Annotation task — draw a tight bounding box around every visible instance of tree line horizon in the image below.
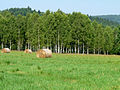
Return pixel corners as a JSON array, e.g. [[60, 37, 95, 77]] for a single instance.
[[0, 7, 120, 55]]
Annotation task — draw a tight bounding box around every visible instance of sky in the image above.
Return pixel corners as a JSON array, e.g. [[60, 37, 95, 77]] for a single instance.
[[0, 0, 120, 15]]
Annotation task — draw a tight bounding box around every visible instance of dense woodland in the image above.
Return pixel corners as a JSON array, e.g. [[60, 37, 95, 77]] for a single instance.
[[94, 15, 120, 24], [1, 7, 120, 54], [89, 16, 119, 27]]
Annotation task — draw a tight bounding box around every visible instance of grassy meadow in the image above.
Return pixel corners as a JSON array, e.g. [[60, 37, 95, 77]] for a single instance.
[[0, 51, 120, 89]]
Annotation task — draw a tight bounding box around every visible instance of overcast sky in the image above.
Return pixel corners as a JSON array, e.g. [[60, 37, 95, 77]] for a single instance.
[[0, 0, 120, 15]]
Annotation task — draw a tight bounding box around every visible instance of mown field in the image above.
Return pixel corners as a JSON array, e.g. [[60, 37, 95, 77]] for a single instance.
[[0, 51, 120, 90]]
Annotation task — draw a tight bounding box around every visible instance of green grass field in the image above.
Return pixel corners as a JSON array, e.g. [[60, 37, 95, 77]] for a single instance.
[[0, 51, 120, 90]]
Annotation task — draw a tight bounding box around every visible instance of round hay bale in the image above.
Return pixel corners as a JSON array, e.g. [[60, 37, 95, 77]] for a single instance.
[[36, 49, 52, 58], [1, 48, 11, 53], [24, 49, 32, 54]]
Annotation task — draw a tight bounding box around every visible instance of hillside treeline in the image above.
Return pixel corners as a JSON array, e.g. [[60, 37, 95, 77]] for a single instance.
[[89, 16, 119, 27], [1, 6, 44, 16], [0, 9, 120, 54], [94, 15, 120, 24]]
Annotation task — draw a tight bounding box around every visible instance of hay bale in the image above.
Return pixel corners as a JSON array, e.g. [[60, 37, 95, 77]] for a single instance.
[[1, 48, 11, 53], [24, 49, 32, 54], [36, 49, 52, 58]]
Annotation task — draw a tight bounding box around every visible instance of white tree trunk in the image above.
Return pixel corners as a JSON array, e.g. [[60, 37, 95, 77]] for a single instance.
[[1, 42, 3, 49], [38, 44, 40, 49], [28, 42, 30, 49], [10, 40, 11, 50], [72, 47, 73, 53], [107, 50, 108, 55], [50, 39, 52, 51], [98, 49, 100, 55], [38, 29, 40, 49], [47, 39, 49, 49], [83, 43, 85, 54], [94, 48, 95, 54], [66, 48, 67, 53], [68, 49, 70, 53], [18, 41, 20, 51], [50, 47, 52, 52], [55, 44, 57, 53], [61, 43, 62, 53], [58, 31, 60, 53], [25, 45, 27, 49], [67, 48, 68, 53], [50, 41, 52, 52], [18, 29, 20, 51], [70, 47, 72, 53], [75, 45, 76, 53], [78, 40, 79, 54]]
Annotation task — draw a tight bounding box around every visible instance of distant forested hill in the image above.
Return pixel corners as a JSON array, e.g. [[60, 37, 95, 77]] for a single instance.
[[0, 7, 119, 27], [93, 15, 120, 24], [89, 16, 119, 27], [1, 6, 44, 16]]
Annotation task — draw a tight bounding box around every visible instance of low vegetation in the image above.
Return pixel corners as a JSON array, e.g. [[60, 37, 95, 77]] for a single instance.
[[0, 51, 120, 89]]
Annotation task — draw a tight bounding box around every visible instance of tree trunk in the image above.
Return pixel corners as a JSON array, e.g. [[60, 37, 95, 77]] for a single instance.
[[61, 43, 62, 53], [38, 44, 40, 49], [72, 47, 73, 53], [94, 48, 95, 54], [68, 49, 70, 53], [38, 29, 40, 49], [69, 49, 71, 53], [100, 49, 101, 54], [78, 40, 79, 54], [67, 48, 68, 53], [75, 45, 76, 53], [63, 47, 64, 53], [18, 29, 20, 51], [28, 42, 30, 49], [50, 41, 52, 52], [47, 38, 49, 49], [98, 48, 100, 55], [1, 42, 3, 49], [32, 46, 35, 51], [18, 41, 20, 51], [50, 39, 52, 51], [58, 31, 60, 53], [10, 40, 11, 50], [87, 47, 89, 54], [83, 43, 85, 54], [107, 50, 108, 55], [50, 47, 52, 52], [66, 48, 67, 53], [79, 46, 81, 54], [55, 44, 57, 53]]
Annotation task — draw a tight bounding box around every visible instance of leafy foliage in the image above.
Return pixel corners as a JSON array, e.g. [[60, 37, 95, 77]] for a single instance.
[[0, 8, 120, 54], [1, 6, 44, 16]]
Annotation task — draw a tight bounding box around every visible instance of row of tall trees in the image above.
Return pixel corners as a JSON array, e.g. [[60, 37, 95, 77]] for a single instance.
[[0, 9, 120, 54]]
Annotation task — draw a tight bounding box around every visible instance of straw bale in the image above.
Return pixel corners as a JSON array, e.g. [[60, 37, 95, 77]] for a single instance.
[[1, 48, 10, 53], [36, 49, 52, 58], [24, 49, 32, 54]]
